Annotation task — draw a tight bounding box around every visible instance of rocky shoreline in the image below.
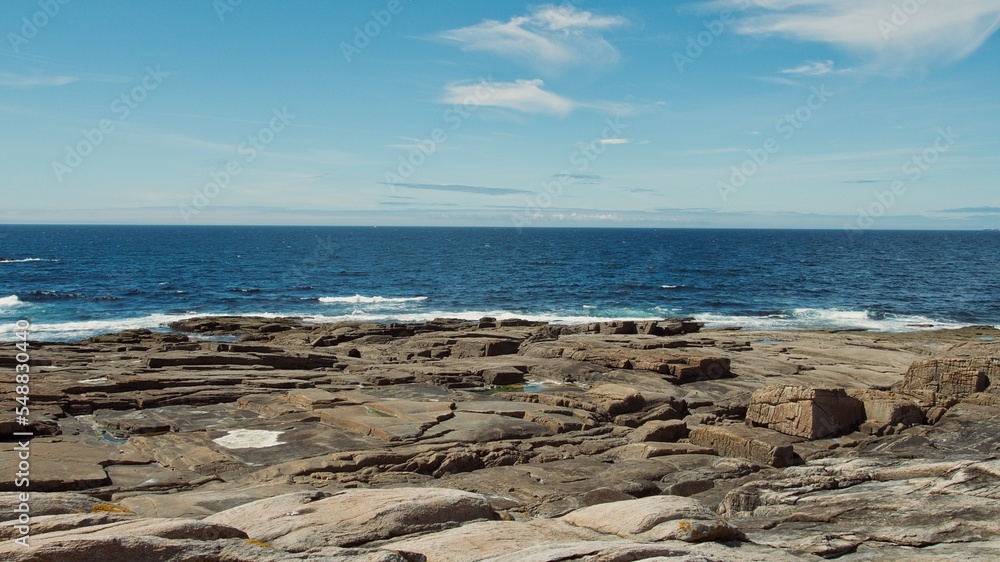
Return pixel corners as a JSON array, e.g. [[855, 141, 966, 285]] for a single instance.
[[2, 316, 998, 561]]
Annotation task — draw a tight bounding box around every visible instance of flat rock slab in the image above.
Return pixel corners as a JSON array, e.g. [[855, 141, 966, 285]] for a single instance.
[[561, 495, 746, 543], [421, 412, 555, 444], [720, 457, 1000, 558], [610, 442, 717, 460], [117, 482, 318, 519], [0, 439, 149, 492], [689, 424, 801, 468], [317, 404, 444, 442], [206, 424, 378, 466], [204, 488, 497, 551], [382, 519, 605, 562]]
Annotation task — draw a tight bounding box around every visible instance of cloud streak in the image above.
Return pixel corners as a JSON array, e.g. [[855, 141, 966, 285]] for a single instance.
[[443, 79, 576, 116], [937, 206, 1000, 214], [380, 182, 532, 196], [0, 72, 78, 88], [438, 4, 626, 72], [715, 0, 1000, 70], [780, 59, 845, 76], [442, 79, 637, 117]]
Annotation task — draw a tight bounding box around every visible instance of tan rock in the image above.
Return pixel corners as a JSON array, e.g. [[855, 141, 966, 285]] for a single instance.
[[382, 519, 603, 562], [689, 424, 799, 467], [560, 495, 746, 542], [285, 388, 345, 409], [609, 442, 717, 459], [746, 384, 865, 439], [848, 389, 924, 435], [631, 419, 689, 443], [583, 384, 646, 416], [901, 356, 998, 405], [204, 488, 497, 551]]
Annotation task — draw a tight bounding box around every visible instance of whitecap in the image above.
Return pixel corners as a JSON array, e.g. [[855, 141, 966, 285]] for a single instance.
[[694, 308, 966, 333], [319, 295, 428, 304]]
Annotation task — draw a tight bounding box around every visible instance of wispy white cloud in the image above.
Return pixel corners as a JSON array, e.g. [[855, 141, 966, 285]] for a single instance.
[[443, 79, 576, 116], [438, 4, 627, 72], [780, 59, 846, 76], [0, 71, 77, 88], [599, 138, 631, 145], [442, 79, 637, 117], [713, 0, 1000, 70]]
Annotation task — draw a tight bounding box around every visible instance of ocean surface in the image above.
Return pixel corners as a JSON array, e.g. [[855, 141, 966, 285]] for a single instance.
[[1, 226, 998, 342]]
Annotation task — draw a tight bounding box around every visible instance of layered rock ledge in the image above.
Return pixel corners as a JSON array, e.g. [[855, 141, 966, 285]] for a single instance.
[[2, 317, 998, 560]]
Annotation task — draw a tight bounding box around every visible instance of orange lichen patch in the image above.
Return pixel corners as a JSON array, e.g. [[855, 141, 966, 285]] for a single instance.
[[245, 538, 273, 548], [91, 503, 133, 514]]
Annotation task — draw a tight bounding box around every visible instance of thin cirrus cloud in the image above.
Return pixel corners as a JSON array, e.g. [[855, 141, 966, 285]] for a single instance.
[[780, 59, 846, 76], [937, 206, 1000, 214], [0, 71, 78, 88], [714, 0, 1000, 70], [442, 79, 576, 117], [378, 182, 532, 196], [437, 4, 627, 72], [442, 79, 636, 117]]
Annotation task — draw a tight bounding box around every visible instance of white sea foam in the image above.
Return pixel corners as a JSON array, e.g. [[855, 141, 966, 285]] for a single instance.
[[0, 295, 23, 310], [0, 306, 981, 343], [319, 295, 428, 304], [304, 310, 664, 326], [0, 312, 196, 342], [694, 308, 966, 332], [0, 258, 44, 263]]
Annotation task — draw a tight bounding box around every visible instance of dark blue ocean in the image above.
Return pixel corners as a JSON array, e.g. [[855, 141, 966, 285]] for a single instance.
[[1, 226, 998, 341]]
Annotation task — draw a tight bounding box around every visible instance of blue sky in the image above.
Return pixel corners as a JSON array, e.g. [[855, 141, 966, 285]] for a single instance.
[[2, 0, 999, 228]]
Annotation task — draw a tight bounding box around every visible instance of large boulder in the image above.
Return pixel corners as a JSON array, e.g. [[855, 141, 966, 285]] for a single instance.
[[901, 356, 999, 406], [746, 385, 865, 439], [848, 389, 924, 436]]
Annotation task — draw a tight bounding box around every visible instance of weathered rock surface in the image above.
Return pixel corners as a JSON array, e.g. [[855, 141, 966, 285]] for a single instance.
[[561, 495, 746, 542], [689, 424, 800, 467], [3, 318, 998, 560], [746, 385, 865, 439]]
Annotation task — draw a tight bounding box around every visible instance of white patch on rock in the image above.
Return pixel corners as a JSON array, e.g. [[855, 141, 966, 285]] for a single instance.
[[213, 429, 286, 449]]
